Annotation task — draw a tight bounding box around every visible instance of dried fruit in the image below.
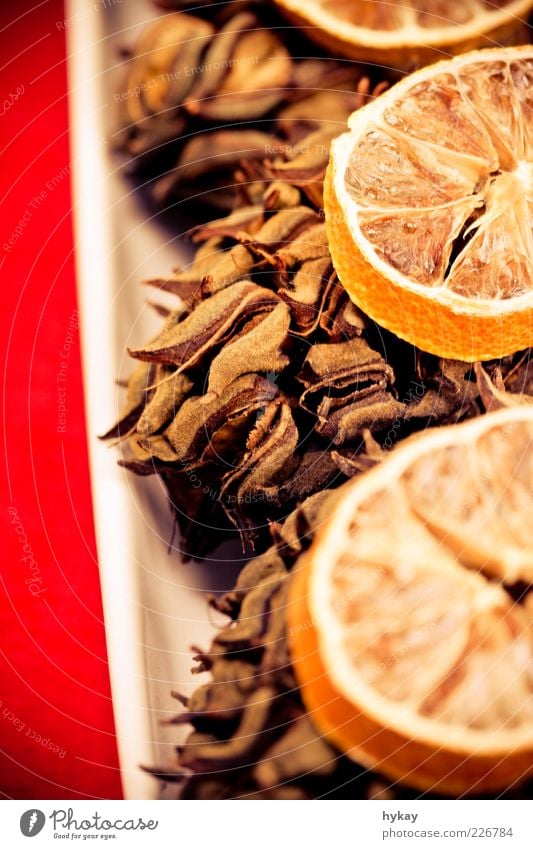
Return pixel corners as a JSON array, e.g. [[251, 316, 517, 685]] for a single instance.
[[289, 407, 533, 795], [114, 13, 213, 164], [152, 130, 277, 211], [151, 476, 533, 799], [274, 0, 532, 71], [326, 47, 533, 362], [183, 12, 292, 122]]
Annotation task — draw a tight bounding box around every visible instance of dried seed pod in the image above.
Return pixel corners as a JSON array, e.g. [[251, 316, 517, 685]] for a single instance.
[[248, 205, 321, 247], [271, 489, 331, 561], [263, 180, 301, 211], [276, 74, 376, 143], [278, 257, 334, 336], [191, 205, 265, 241], [474, 362, 533, 412], [277, 447, 342, 502], [101, 361, 156, 440], [184, 13, 292, 122], [330, 448, 380, 478], [200, 243, 258, 297], [220, 400, 299, 538], [137, 369, 193, 434], [178, 686, 278, 771], [215, 575, 287, 648], [321, 285, 368, 341], [165, 373, 278, 464], [115, 14, 213, 162], [206, 301, 291, 396], [299, 340, 396, 414], [129, 280, 279, 368], [298, 338, 410, 443], [213, 546, 287, 616], [133, 433, 179, 463], [503, 350, 533, 397], [147, 236, 226, 301], [330, 428, 386, 477], [286, 58, 365, 100], [152, 129, 277, 209], [254, 715, 337, 787], [264, 126, 340, 207], [274, 221, 329, 269], [408, 357, 480, 424]]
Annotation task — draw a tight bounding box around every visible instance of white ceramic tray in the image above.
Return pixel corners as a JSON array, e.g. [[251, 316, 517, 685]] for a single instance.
[[67, 0, 239, 799]]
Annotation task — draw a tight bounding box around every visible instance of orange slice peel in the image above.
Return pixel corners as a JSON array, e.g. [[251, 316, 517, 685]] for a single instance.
[[274, 0, 533, 70], [288, 407, 533, 795], [325, 47, 533, 362]]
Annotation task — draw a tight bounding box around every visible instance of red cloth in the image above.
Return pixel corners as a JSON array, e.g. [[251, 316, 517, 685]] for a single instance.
[[0, 0, 122, 799]]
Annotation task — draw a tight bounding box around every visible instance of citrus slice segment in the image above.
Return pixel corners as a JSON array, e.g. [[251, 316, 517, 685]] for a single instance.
[[274, 0, 532, 70], [511, 57, 533, 158], [288, 407, 533, 795], [325, 47, 533, 362], [358, 198, 482, 286]]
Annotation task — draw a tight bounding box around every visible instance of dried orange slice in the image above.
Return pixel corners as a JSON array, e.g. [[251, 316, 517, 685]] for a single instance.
[[288, 407, 533, 795], [325, 47, 533, 362], [274, 0, 532, 70]]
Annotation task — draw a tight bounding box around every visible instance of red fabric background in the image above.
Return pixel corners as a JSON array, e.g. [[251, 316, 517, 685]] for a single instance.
[[0, 0, 122, 799]]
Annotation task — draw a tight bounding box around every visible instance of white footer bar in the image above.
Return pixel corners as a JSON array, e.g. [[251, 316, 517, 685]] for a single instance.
[[2, 799, 533, 848]]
